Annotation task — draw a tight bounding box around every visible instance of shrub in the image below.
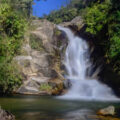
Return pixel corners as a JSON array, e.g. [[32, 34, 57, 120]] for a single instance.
[[84, 0, 120, 74], [0, 60, 22, 93], [40, 83, 52, 91]]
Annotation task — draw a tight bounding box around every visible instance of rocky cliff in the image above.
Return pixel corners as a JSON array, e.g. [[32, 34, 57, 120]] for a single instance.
[[14, 19, 68, 95]]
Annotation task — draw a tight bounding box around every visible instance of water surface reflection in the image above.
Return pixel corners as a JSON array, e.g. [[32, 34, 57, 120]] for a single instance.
[[0, 95, 120, 120]]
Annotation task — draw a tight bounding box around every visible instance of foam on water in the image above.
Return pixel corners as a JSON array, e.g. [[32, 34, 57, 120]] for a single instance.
[[57, 26, 119, 101]]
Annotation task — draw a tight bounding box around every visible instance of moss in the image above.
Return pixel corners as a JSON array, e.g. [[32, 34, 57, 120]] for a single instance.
[[19, 49, 28, 56], [39, 83, 52, 91], [30, 34, 44, 51], [55, 29, 62, 36]]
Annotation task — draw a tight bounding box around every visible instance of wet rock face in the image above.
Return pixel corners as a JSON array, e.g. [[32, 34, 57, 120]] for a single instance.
[[14, 19, 67, 95], [0, 108, 15, 120]]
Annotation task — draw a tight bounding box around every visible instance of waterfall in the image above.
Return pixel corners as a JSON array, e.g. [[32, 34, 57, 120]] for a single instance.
[[58, 26, 119, 101]]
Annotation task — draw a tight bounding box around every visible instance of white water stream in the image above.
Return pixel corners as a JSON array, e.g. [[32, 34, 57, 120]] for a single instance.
[[58, 26, 119, 101]]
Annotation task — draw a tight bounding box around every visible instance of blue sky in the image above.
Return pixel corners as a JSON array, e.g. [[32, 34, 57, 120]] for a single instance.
[[32, 0, 70, 17]]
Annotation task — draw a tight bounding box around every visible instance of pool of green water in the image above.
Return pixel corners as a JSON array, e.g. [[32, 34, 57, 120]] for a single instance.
[[0, 95, 120, 120]]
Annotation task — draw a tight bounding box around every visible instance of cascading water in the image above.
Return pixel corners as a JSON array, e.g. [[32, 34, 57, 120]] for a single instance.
[[58, 26, 119, 101]]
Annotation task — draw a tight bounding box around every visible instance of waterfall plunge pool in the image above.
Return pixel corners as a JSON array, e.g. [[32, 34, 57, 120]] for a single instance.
[[0, 95, 120, 120]]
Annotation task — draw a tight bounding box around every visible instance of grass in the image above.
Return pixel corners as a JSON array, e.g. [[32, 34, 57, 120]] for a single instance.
[[39, 83, 52, 91]]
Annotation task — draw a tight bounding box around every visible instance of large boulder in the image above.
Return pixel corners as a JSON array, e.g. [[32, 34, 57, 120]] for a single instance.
[[0, 108, 15, 120], [97, 106, 115, 116], [59, 16, 84, 31]]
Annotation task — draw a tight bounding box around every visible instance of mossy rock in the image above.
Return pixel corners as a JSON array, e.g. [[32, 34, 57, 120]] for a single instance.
[[54, 29, 62, 36], [39, 83, 52, 92], [39, 82, 64, 95], [18, 49, 29, 56], [30, 34, 44, 51]]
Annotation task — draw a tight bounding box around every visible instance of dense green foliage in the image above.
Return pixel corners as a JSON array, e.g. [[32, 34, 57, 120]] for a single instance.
[[1, 0, 33, 17], [0, 1, 30, 93], [46, 0, 81, 24], [47, 7, 78, 24], [84, 0, 120, 74], [85, 1, 110, 34], [46, 0, 79, 24]]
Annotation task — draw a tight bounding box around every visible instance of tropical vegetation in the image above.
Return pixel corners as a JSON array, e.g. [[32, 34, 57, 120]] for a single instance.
[[0, 0, 32, 93]]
